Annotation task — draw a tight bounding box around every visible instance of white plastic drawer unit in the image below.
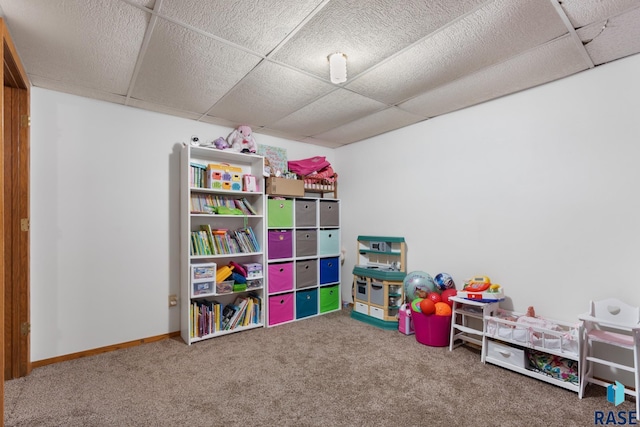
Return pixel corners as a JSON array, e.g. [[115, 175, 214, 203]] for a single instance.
[[486, 340, 526, 369]]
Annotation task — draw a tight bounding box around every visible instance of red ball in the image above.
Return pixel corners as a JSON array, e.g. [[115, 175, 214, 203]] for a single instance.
[[419, 298, 436, 315], [440, 289, 458, 307], [427, 292, 442, 304]]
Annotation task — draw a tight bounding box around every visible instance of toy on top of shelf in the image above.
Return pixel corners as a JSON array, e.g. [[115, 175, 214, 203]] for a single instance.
[[457, 275, 505, 302], [213, 137, 230, 150], [464, 275, 491, 292], [227, 125, 257, 153]]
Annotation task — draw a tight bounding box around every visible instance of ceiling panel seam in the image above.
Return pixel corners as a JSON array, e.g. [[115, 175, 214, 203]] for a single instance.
[[548, 0, 594, 69], [340, 0, 497, 85], [124, 0, 161, 104], [262, 0, 331, 57], [391, 32, 579, 110]]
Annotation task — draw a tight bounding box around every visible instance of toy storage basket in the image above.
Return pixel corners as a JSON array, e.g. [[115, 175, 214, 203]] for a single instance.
[[411, 307, 452, 347]]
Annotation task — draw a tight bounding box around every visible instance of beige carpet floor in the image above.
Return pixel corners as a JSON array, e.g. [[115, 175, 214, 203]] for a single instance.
[[4, 309, 636, 426]]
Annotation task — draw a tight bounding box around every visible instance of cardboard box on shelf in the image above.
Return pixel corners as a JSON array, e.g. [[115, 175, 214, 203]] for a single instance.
[[265, 177, 304, 197]]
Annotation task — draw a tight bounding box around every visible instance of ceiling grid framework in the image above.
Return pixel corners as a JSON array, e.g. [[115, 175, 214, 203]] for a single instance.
[[0, 0, 638, 148]]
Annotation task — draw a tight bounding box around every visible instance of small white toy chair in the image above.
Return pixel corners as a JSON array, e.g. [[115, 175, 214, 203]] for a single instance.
[[579, 298, 639, 417]]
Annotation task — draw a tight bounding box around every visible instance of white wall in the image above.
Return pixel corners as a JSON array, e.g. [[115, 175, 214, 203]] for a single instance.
[[30, 89, 334, 361], [32, 52, 640, 361], [336, 53, 640, 323]]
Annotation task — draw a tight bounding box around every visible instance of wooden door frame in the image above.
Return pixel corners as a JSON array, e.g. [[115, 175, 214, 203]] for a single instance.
[[1, 17, 31, 422]]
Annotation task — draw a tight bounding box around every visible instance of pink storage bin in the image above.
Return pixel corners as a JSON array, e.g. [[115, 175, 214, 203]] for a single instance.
[[268, 262, 294, 293], [411, 308, 451, 347], [268, 293, 294, 326]]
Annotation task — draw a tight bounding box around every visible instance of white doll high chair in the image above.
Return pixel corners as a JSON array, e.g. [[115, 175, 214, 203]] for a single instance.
[[579, 298, 639, 417]]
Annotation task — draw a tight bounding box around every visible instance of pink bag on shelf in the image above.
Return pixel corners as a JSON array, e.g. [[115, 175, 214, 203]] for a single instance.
[[287, 156, 331, 175]]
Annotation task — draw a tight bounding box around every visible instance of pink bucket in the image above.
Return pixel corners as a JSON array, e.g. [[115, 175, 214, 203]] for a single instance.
[[411, 308, 452, 347]]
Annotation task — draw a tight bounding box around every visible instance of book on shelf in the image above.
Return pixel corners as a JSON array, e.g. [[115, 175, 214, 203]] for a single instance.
[[227, 297, 248, 330], [190, 193, 258, 216], [221, 303, 239, 330], [241, 197, 258, 215], [191, 300, 220, 337], [190, 163, 207, 188], [199, 225, 218, 255]]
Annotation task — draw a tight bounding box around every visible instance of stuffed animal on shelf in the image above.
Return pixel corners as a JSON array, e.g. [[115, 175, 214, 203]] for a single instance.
[[227, 125, 257, 153], [213, 137, 229, 150]]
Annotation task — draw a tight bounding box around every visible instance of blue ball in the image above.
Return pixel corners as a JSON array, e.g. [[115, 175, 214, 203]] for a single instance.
[[434, 273, 455, 291]]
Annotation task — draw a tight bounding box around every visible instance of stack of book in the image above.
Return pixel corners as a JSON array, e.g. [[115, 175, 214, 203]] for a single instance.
[[190, 225, 260, 256]]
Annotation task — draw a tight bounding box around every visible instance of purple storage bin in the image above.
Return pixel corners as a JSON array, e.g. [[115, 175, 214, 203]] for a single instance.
[[268, 230, 293, 260]]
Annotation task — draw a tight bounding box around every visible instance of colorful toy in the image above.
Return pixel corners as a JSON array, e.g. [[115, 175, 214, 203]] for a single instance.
[[403, 271, 437, 302], [227, 125, 257, 153], [411, 298, 423, 313], [419, 298, 436, 315], [464, 275, 491, 292], [213, 137, 229, 150], [434, 272, 455, 290], [398, 303, 415, 335], [434, 302, 452, 316], [457, 275, 505, 302]]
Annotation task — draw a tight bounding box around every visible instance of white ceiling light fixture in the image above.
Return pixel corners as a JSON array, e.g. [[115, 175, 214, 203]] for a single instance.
[[328, 52, 347, 84]]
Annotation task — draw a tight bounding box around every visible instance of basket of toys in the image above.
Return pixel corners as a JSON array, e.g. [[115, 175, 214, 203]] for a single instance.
[[410, 297, 453, 347]]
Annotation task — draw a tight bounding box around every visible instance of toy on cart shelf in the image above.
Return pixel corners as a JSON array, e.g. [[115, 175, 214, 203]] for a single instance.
[[456, 275, 505, 302]]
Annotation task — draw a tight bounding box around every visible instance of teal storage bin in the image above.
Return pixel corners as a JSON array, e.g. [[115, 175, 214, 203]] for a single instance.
[[296, 288, 318, 319], [318, 229, 339, 256]]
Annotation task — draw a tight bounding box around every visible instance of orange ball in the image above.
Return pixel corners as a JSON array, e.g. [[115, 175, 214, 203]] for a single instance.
[[419, 298, 436, 315], [434, 301, 452, 316]]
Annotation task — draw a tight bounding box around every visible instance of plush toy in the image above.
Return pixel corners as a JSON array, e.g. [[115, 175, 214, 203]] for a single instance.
[[213, 137, 229, 150], [227, 125, 257, 153]]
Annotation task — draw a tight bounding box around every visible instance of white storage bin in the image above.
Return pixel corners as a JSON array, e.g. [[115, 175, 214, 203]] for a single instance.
[[486, 340, 526, 369]]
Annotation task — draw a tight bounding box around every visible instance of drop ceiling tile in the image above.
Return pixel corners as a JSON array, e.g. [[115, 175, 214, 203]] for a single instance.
[[578, 7, 640, 65], [267, 89, 387, 136], [126, 0, 156, 9], [158, 0, 325, 55], [1, 0, 148, 95], [346, 0, 569, 105], [270, 0, 487, 80], [300, 136, 345, 148], [399, 35, 589, 118], [312, 107, 425, 145], [206, 61, 334, 127], [256, 127, 306, 142], [559, 0, 640, 27], [198, 115, 242, 130], [126, 98, 203, 121], [29, 75, 127, 105], [131, 18, 262, 113]]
